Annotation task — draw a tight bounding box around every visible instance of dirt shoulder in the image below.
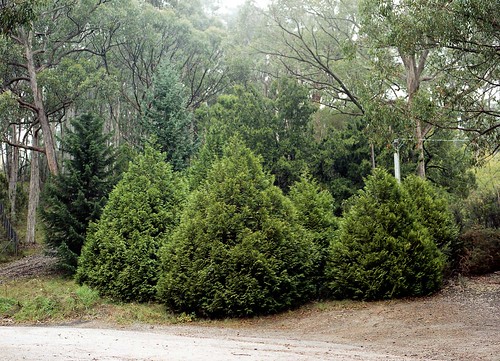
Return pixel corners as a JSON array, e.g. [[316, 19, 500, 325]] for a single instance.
[[216, 273, 500, 360], [0, 325, 413, 361], [66, 273, 498, 361]]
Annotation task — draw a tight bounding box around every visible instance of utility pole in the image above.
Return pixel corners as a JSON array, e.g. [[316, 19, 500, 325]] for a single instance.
[[393, 139, 401, 183], [392, 137, 467, 183]]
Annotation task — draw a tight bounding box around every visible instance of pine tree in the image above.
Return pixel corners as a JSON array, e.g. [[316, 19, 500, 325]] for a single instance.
[[143, 62, 194, 171], [76, 145, 188, 302], [40, 113, 116, 273], [157, 138, 319, 318], [326, 169, 445, 300]]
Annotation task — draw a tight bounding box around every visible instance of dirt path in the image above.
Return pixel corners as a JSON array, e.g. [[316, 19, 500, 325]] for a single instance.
[[0, 253, 57, 282], [1, 255, 499, 360]]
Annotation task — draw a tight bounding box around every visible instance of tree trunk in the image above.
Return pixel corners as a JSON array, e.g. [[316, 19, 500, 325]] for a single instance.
[[114, 100, 121, 146], [26, 129, 40, 244], [401, 50, 429, 178], [8, 124, 19, 221], [415, 118, 426, 178], [24, 29, 59, 176]]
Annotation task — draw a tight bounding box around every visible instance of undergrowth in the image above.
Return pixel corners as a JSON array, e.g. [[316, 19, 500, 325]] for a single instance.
[[0, 276, 177, 324]]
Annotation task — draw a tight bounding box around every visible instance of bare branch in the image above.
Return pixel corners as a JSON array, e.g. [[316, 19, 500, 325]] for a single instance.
[[2, 137, 45, 153]]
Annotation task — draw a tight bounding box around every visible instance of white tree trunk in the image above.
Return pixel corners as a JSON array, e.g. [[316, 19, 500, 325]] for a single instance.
[[24, 29, 59, 176], [8, 124, 19, 221], [26, 130, 40, 244], [401, 50, 430, 178]]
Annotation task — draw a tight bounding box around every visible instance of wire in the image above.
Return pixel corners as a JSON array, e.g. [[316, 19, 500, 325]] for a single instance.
[[395, 138, 468, 142]]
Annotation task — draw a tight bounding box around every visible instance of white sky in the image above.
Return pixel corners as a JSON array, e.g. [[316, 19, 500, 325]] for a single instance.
[[215, 0, 271, 13]]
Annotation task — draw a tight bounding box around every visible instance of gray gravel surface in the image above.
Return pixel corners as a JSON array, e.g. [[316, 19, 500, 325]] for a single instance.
[[0, 325, 419, 361]]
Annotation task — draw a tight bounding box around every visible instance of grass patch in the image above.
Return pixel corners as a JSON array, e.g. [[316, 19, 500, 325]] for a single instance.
[[0, 297, 18, 314], [108, 302, 176, 325], [0, 276, 176, 325], [0, 277, 99, 322]]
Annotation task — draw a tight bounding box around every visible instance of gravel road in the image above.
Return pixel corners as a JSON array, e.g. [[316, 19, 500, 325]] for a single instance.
[[0, 325, 414, 361]]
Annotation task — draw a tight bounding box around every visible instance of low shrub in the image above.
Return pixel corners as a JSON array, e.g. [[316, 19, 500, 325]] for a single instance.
[[457, 228, 500, 275], [463, 189, 500, 230]]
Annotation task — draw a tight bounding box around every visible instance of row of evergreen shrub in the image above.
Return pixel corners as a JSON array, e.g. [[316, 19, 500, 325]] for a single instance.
[[75, 138, 457, 318]]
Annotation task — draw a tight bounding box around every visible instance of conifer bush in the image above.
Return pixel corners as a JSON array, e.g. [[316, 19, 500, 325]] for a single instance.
[[288, 174, 336, 297], [157, 138, 318, 318], [326, 169, 445, 300], [76, 146, 188, 302], [402, 175, 461, 275], [402, 175, 458, 258]]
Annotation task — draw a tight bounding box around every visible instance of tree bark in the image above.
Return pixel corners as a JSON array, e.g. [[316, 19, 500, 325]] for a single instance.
[[26, 129, 40, 244], [414, 118, 426, 178], [401, 50, 429, 178], [24, 29, 59, 176], [8, 124, 19, 221]]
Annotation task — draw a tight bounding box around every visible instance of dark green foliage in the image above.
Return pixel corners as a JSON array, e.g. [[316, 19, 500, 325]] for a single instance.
[[192, 86, 276, 188], [462, 189, 500, 230], [41, 114, 116, 274], [0, 0, 41, 34], [144, 62, 194, 170], [423, 131, 476, 199], [288, 174, 336, 297], [76, 146, 188, 302], [194, 80, 317, 192], [269, 78, 318, 191], [326, 169, 445, 300], [402, 175, 458, 251], [402, 175, 459, 275], [158, 138, 319, 318], [312, 120, 372, 214], [457, 228, 500, 275]]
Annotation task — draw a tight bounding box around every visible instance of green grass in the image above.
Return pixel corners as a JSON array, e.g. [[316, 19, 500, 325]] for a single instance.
[[0, 276, 177, 324], [0, 297, 18, 314]]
